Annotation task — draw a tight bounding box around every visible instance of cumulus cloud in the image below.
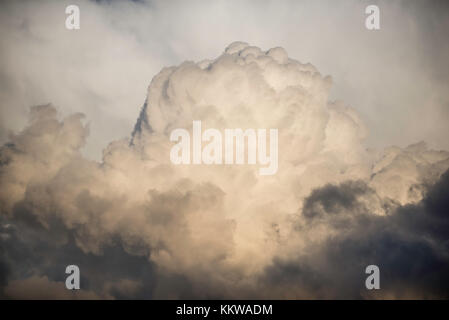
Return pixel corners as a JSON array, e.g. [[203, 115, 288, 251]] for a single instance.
[[1, 40, 449, 299]]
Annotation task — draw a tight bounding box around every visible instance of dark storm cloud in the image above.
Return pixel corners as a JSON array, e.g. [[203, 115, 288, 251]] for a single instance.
[[302, 180, 374, 219], [0, 170, 222, 299], [0, 197, 224, 299], [0, 207, 161, 299], [260, 170, 449, 299]]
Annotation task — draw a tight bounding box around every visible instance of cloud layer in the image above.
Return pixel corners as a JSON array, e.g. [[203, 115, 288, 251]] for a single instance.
[[1, 41, 449, 299]]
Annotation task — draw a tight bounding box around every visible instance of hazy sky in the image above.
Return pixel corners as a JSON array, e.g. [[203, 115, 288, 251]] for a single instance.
[[1, 0, 448, 159]]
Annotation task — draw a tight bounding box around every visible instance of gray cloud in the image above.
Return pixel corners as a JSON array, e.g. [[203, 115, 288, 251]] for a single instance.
[[260, 170, 449, 299]]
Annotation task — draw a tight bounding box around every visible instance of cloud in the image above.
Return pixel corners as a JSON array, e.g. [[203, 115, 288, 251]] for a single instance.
[[259, 169, 449, 299], [3, 276, 102, 300], [1, 40, 449, 299]]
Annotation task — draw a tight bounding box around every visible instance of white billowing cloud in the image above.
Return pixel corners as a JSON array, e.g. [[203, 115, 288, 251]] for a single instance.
[[1, 42, 449, 298], [130, 41, 376, 275], [370, 141, 449, 205]]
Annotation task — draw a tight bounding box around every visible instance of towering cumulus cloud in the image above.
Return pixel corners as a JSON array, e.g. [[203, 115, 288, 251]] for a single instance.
[[1, 43, 449, 299]]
